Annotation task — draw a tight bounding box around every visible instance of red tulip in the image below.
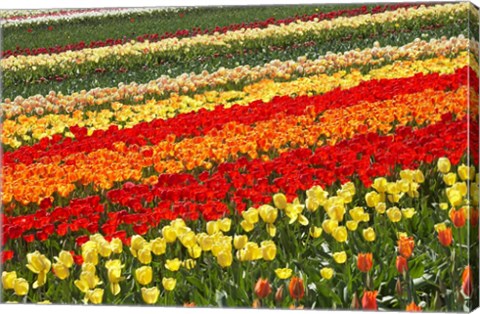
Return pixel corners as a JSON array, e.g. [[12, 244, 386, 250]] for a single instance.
[[289, 277, 305, 300], [254, 278, 271, 299], [357, 253, 373, 272], [406, 301, 422, 311], [396, 255, 408, 274], [462, 266, 472, 297], [361, 290, 378, 310], [438, 228, 453, 247]]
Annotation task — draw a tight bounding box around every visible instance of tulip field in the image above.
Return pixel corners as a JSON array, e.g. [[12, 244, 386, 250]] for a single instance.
[[1, 2, 480, 311]]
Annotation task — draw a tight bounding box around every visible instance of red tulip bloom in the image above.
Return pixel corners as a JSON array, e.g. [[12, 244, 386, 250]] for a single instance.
[[438, 228, 453, 247], [289, 277, 305, 300], [396, 255, 408, 274], [1, 250, 14, 263], [361, 290, 378, 310], [406, 301, 422, 312], [450, 208, 466, 228], [462, 266, 472, 297], [254, 278, 271, 299], [398, 236, 415, 259], [357, 253, 373, 272]]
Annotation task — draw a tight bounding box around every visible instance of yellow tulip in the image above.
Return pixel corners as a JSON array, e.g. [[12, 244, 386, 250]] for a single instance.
[[362, 227, 376, 242], [414, 169, 425, 183], [162, 226, 177, 243], [2, 271, 17, 290], [309, 226, 323, 238], [240, 220, 255, 232], [346, 220, 358, 231], [437, 157, 451, 173], [261, 240, 277, 261], [273, 193, 288, 210], [234, 235, 248, 250], [82, 249, 99, 266], [150, 237, 167, 255], [141, 287, 160, 304], [206, 221, 220, 235], [387, 207, 402, 222], [130, 235, 148, 251], [446, 187, 463, 207], [218, 218, 232, 232], [365, 191, 380, 207], [56, 251, 74, 268], [443, 173, 457, 186], [216, 250, 233, 268], [138, 247, 152, 264], [400, 170, 414, 182], [322, 219, 338, 234], [375, 202, 386, 214], [13, 278, 29, 296], [320, 268, 334, 280], [52, 262, 70, 280], [349, 207, 369, 222], [371, 177, 388, 193], [85, 288, 104, 304], [258, 205, 278, 224], [162, 278, 177, 291], [97, 241, 113, 258], [275, 268, 292, 279], [182, 259, 196, 270], [165, 258, 181, 272], [457, 164, 474, 181], [188, 244, 202, 259], [266, 223, 277, 237], [26, 251, 51, 289], [333, 252, 347, 264], [439, 202, 449, 210], [135, 266, 153, 285], [242, 207, 259, 224], [110, 238, 123, 254], [332, 226, 348, 243], [179, 231, 196, 248], [401, 208, 416, 219]]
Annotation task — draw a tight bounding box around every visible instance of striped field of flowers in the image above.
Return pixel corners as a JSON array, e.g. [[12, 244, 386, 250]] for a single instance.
[[1, 2, 479, 311]]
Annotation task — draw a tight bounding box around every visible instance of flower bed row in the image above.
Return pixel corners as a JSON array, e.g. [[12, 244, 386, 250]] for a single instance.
[[1, 3, 469, 86], [1, 4, 416, 58], [3, 35, 471, 119], [4, 64, 474, 166]]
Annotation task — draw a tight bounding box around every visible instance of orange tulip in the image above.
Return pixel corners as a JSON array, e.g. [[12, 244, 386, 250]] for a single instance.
[[462, 266, 472, 297], [438, 228, 453, 247], [357, 253, 373, 273], [289, 277, 304, 300], [406, 301, 422, 312], [396, 255, 408, 274], [450, 208, 466, 228], [398, 236, 415, 259], [254, 278, 271, 299], [361, 290, 378, 310]]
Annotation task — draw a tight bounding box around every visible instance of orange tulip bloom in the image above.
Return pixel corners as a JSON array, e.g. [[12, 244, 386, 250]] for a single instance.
[[450, 208, 466, 228], [462, 266, 472, 297], [438, 228, 453, 247], [406, 301, 422, 312], [289, 277, 304, 300], [357, 253, 373, 272], [254, 278, 272, 299], [398, 236, 415, 259], [361, 290, 378, 310], [396, 255, 408, 274]]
